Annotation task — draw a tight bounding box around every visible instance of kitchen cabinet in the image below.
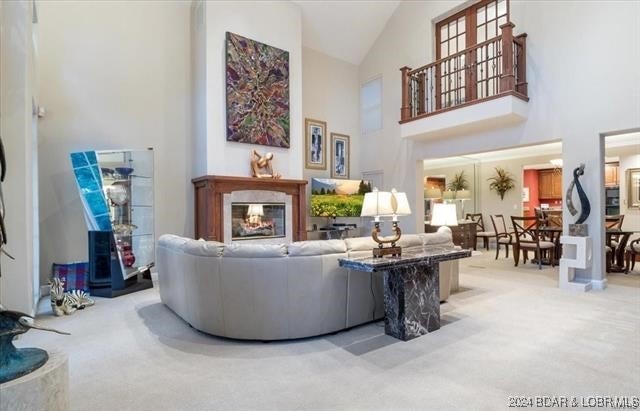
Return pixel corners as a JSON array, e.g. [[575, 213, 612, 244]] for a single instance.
[[605, 163, 619, 186], [538, 169, 562, 199]]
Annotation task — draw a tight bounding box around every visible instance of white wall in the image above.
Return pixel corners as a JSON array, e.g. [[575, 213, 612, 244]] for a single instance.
[[360, 1, 640, 285], [0, 0, 39, 314], [36, 1, 192, 285], [302, 47, 362, 228], [197, 1, 303, 179]]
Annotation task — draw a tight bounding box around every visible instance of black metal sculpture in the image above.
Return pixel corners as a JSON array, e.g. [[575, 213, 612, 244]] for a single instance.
[[566, 163, 591, 224], [0, 135, 8, 267]]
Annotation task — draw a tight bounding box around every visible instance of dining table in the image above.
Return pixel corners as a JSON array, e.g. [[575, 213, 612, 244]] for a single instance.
[[606, 229, 637, 273]]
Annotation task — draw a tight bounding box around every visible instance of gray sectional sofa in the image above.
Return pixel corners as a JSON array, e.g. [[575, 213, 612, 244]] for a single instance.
[[157, 227, 459, 340]]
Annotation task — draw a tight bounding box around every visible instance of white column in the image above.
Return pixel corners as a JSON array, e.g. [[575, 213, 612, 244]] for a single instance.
[[0, 0, 39, 314]]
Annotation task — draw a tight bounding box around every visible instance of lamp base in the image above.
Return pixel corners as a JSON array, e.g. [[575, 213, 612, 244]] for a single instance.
[[372, 246, 402, 258]]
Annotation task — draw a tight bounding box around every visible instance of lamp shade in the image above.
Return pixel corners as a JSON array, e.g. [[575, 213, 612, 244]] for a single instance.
[[424, 188, 442, 199], [390, 189, 411, 216], [361, 189, 394, 218], [247, 204, 264, 216], [430, 203, 458, 226], [456, 189, 471, 199]]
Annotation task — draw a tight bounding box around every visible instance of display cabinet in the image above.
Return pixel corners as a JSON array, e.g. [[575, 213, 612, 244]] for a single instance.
[[70, 149, 154, 297]]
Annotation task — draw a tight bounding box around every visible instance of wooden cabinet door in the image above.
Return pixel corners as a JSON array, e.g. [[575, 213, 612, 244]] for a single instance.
[[538, 171, 553, 198], [605, 164, 619, 186], [552, 172, 563, 198]]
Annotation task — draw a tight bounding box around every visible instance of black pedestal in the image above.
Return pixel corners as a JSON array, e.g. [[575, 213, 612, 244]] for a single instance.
[[88, 231, 153, 298], [383, 264, 440, 341]]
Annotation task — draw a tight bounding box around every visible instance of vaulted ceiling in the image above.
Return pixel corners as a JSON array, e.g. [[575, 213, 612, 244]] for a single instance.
[[293, 0, 401, 65]]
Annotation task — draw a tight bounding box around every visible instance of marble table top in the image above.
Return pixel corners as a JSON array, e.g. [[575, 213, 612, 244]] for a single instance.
[[338, 245, 471, 272]]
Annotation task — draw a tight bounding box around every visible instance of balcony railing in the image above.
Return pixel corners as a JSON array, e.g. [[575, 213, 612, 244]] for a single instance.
[[400, 22, 528, 123]]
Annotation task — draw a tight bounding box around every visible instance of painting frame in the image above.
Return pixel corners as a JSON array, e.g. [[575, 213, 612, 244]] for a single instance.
[[627, 168, 640, 209], [330, 133, 350, 179], [305, 118, 327, 170], [225, 32, 290, 148]]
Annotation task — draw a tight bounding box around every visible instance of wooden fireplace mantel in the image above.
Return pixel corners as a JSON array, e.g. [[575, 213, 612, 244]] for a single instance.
[[192, 175, 308, 242]]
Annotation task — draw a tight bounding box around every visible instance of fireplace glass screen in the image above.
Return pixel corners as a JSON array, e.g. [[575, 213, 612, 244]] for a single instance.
[[231, 203, 285, 240]]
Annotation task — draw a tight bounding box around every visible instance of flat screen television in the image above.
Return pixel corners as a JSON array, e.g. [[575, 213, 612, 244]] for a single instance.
[[310, 178, 372, 217]]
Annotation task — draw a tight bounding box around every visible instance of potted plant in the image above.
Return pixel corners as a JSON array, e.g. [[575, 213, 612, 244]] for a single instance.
[[488, 167, 516, 200], [447, 171, 469, 192]]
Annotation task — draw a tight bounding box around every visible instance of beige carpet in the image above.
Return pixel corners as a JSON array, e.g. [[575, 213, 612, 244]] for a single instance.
[[18, 251, 640, 410]]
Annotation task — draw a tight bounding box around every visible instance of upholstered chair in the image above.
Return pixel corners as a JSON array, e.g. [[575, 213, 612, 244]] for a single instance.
[[466, 213, 494, 251], [625, 237, 640, 272], [490, 214, 512, 259], [511, 216, 555, 270]]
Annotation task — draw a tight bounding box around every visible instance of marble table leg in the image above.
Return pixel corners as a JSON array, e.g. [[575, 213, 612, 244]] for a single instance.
[[382, 263, 440, 341]]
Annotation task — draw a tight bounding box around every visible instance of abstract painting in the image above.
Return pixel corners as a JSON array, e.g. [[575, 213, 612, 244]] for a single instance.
[[226, 32, 290, 148]]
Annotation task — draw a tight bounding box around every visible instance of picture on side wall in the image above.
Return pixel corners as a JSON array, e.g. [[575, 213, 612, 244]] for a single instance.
[[331, 133, 350, 179], [305, 118, 327, 170], [225, 32, 290, 148], [627, 168, 640, 209]]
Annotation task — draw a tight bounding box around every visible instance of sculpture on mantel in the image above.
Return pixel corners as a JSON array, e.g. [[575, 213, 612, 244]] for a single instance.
[[566, 163, 591, 236], [0, 136, 69, 384], [250, 150, 281, 179]]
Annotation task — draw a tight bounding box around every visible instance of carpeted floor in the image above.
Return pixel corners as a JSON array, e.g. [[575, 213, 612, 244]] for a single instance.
[[18, 251, 640, 411]]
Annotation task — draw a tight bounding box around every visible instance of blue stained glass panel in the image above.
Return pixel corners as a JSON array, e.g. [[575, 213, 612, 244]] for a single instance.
[[70, 151, 111, 232], [70, 152, 88, 169]]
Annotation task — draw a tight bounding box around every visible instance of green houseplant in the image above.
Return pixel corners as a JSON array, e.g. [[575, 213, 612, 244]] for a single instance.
[[447, 171, 469, 192], [487, 167, 516, 200]]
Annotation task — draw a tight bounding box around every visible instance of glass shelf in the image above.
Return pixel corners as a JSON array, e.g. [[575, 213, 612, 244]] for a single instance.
[[97, 149, 155, 279]]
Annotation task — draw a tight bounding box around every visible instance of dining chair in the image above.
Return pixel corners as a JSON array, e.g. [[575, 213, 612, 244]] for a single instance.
[[466, 213, 494, 251], [546, 210, 562, 228], [605, 214, 625, 267], [490, 214, 512, 260], [625, 237, 640, 272], [511, 216, 556, 269]]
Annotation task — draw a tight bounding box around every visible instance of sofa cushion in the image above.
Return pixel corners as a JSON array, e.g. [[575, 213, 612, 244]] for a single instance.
[[345, 236, 379, 251], [158, 234, 191, 249], [222, 243, 287, 258], [395, 234, 424, 248], [182, 239, 225, 257], [288, 239, 347, 256], [421, 228, 453, 246]]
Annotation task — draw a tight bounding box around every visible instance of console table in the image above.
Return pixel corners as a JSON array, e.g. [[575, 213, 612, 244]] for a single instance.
[[338, 246, 471, 341]]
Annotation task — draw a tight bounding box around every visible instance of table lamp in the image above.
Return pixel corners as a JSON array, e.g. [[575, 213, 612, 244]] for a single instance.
[[361, 188, 412, 258], [430, 203, 458, 228]]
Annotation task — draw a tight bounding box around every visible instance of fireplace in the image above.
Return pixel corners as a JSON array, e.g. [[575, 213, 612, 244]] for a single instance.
[[231, 203, 285, 240], [192, 176, 307, 243]]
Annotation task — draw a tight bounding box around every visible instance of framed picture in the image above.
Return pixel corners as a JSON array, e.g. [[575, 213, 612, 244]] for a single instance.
[[305, 118, 327, 170], [627, 168, 640, 209], [331, 133, 350, 179], [522, 187, 530, 202], [226, 32, 290, 148]]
